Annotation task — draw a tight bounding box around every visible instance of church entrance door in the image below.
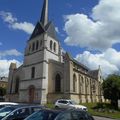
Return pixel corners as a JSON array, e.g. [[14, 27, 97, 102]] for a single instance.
[[29, 85, 35, 103]]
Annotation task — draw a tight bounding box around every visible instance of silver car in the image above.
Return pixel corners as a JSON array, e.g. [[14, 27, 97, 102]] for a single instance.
[[55, 99, 87, 111]]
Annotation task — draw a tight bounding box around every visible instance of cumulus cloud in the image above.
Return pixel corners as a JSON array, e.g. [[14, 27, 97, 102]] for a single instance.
[[55, 27, 60, 34], [75, 48, 120, 78], [0, 59, 22, 77], [0, 49, 22, 77], [0, 49, 22, 57], [64, 0, 120, 50], [0, 11, 34, 34]]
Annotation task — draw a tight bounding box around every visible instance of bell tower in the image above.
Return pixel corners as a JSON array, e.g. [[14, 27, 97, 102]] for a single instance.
[[20, 0, 62, 104]]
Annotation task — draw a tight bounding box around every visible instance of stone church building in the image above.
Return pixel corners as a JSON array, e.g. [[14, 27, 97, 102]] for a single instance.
[[7, 0, 103, 104]]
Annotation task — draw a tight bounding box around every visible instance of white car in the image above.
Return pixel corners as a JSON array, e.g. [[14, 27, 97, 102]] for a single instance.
[[0, 102, 19, 109], [55, 99, 87, 111]]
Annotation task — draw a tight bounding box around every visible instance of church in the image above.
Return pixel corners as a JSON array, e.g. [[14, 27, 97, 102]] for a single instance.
[[7, 0, 104, 104]]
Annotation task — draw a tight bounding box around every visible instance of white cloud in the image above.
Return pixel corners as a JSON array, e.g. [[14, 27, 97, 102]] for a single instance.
[[64, 0, 120, 50], [55, 26, 65, 37], [0, 11, 34, 34], [0, 49, 22, 77], [55, 27, 60, 33], [0, 49, 22, 57], [0, 59, 22, 77], [12, 22, 34, 34], [75, 48, 120, 78]]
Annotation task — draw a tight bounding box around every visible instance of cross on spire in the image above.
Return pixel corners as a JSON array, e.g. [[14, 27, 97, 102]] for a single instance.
[[40, 0, 48, 26]]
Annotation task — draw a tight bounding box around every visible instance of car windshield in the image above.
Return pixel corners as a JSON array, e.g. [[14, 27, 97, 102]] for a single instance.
[[69, 100, 76, 105], [25, 110, 58, 120], [0, 106, 15, 118], [0, 105, 5, 109]]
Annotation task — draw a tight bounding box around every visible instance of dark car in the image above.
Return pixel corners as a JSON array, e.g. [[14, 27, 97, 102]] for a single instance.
[[0, 105, 20, 119], [0, 105, 44, 120], [25, 109, 94, 120]]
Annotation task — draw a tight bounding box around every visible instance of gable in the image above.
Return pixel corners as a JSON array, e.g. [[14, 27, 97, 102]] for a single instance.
[[45, 22, 58, 41], [30, 22, 45, 40]]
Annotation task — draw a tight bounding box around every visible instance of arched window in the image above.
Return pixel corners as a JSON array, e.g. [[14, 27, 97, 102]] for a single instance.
[[81, 77, 84, 93], [73, 74, 77, 92], [54, 42, 56, 52], [50, 40, 53, 50], [32, 42, 35, 51], [92, 81, 96, 93], [36, 41, 39, 50], [15, 77, 19, 93], [55, 74, 61, 92]]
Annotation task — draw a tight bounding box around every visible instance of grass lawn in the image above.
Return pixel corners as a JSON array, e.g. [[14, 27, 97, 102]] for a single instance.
[[81, 103, 120, 119], [46, 103, 120, 119]]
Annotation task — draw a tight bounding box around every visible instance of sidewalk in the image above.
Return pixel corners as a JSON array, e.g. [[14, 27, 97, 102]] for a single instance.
[[93, 116, 120, 120]]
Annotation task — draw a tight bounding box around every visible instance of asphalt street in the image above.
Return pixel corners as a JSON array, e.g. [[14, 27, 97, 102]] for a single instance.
[[93, 116, 120, 120]]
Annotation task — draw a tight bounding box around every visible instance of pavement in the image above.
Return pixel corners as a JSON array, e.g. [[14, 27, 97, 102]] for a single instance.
[[93, 116, 120, 120]]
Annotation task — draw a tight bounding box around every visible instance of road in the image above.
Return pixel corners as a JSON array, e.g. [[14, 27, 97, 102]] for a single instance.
[[93, 116, 120, 120]]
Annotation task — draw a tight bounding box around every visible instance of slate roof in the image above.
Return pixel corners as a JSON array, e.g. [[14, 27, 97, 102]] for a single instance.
[[29, 0, 58, 41], [29, 21, 58, 41], [45, 21, 58, 40], [88, 70, 99, 79], [66, 52, 89, 71], [30, 22, 45, 39], [65, 52, 100, 79], [0, 77, 8, 82]]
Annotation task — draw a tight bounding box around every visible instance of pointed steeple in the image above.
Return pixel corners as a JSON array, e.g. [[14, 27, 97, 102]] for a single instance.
[[30, 0, 58, 40], [40, 0, 48, 26]]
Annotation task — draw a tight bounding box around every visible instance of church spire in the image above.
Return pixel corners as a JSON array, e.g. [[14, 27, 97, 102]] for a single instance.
[[40, 0, 48, 26]]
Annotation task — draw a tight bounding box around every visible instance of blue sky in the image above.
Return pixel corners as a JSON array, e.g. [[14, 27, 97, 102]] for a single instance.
[[0, 0, 120, 77]]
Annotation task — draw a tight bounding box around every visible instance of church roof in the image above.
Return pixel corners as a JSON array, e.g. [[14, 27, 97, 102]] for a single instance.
[[66, 52, 89, 71], [88, 70, 99, 79], [30, 21, 58, 41], [65, 52, 101, 79], [45, 21, 58, 40], [40, 0, 48, 27], [30, 22, 45, 39], [0, 77, 8, 82], [73, 59, 90, 71], [29, 0, 58, 41]]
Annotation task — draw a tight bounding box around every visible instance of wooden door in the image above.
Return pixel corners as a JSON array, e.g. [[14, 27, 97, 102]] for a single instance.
[[29, 86, 35, 103]]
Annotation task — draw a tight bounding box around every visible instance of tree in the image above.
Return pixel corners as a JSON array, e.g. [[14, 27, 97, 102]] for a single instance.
[[0, 87, 6, 96], [102, 74, 120, 109]]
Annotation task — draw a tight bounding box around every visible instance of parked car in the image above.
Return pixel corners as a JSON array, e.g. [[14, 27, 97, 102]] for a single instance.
[[25, 109, 94, 120], [0, 102, 19, 109], [55, 99, 87, 111], [0, 105, 44, 120], [0, 105, 20, 119]]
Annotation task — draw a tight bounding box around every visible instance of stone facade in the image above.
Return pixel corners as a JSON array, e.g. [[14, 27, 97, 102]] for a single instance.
[[7, 0, 104, 104], [0, 77, 8, 101], [0, 77, 8, 89]]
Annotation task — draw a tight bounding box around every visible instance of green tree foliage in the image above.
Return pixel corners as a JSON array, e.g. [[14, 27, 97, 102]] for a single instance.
[[0, 87, 6, 96], [102, 74, 120, 109]]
